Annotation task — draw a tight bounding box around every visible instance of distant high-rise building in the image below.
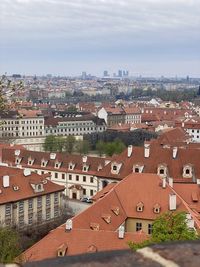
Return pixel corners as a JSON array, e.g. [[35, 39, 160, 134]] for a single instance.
[[103, 70, 109, 77], [118, 70, 122, 77], [81, 71, 87, 80]]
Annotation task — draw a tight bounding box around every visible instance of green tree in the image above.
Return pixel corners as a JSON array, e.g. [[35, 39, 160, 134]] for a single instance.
[[55, 137, 65, 152], [129, 212, 198, 250], [43, 135, 57, 152], [0, 227, 21, 263], [151, 212, 197, 243], [75, 140, 90, 155], [113, 138, 126, 154], [96, 140, 105, 156], [64, 135, 76, 154]]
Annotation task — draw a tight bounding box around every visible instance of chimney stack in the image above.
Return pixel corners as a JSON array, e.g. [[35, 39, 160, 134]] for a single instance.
[[127, 145, 133, 158], [168, 177, 173, 188], [118, 225, 125, 239], [162, 177, 166, 188], [169, 194, 176, 211], [144, 143, 150, 158], [172, 147, 178, 159], [3, 175, 10, 188], [65, 219, 72, 231], [82, 155, 87, 163]]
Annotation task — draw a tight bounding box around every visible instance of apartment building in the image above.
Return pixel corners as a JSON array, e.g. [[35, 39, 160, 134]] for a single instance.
[[1, 148, 110, 199], [175, 118, 200, 143], [0, 166, 64, 229], [0, 110, 45, 151], [98, 106, 141, 127], [45, 115, 106, 137], [21, 172, 199, 262]]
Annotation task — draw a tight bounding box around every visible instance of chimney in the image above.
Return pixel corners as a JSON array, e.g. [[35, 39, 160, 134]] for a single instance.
[[50, 153, 56, 160], [162, 177, 166, 188], [186, 213, 194, 229], [23, 169, 31, 176], [182, 122, 185, 127], [197, 179, 200, 185], [168, 177, 173, 188], [65, 219, 72, 231], [144, 143, 150, 158], [118, 225, 125, 239], [172, 147, 178, 159], [82, 155, 87, 163], [127, 145, 133, 157], [169, 194, 176, 211], [3, 175, 10, 188]]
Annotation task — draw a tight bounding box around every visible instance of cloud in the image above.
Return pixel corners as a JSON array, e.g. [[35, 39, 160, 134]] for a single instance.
[[0, 0, 200, 75]]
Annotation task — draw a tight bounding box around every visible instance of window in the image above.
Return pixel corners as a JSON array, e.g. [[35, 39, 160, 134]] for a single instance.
[[136, 222, 142, 231], [90, 177, 94, 183], [37, 196, 42, 208], [136, 202, 144, 212], [159, 169, 164, 175], [76, 175, 79, 181], [83, 176, 86, 182], [37, 210, 42, 222], [19, 201, 24, 213], [28, 214, 33, 225], [62, 173, 65, 180], [148, 224, 153, 235], [113, 165, 117, 171], [83, 188, 86, 195], [28, 199, 33, 210], [46, 194, 50, 206], [90, 189, 94, 196], [54, 206, 59, 217], [135, 168, 139, 173], [46, 209, 51, 220], [69, 174, 72, 180], [54, 193, 58, 204], [185, 169, 190, 175], [5, 204, 11, 216], [55, 172, 58, 179]]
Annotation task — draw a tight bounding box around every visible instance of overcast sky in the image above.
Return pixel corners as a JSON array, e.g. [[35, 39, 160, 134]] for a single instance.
[[0, 0, 200, 77]]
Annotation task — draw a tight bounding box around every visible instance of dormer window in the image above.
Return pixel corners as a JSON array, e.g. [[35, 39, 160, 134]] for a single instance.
[[41, 159, 48, 167], [133, 164, 144, 173], [183, 164, 193, 178], [55, 161, 61, 169], [153, 204, 161, 214], [82, 164, 89, 172], [57, 244, 68, 257], [15, 157, 22, 165], [113, 165, 117, 171], [136, 202, 144, 212], [111, 162, 122, 175], [157, 164, 168, 177], [101, 214, 111, 224], [28, 157, 34, 166], [30, 183, 44, 193], [68, 162, 75, 170]]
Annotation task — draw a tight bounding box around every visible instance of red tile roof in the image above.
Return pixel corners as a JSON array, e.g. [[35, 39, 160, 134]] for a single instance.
[[0, 166, 64, 204]]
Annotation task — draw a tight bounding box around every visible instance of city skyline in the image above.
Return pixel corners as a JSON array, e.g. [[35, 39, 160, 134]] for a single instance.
[[0, 0, 200, 77]]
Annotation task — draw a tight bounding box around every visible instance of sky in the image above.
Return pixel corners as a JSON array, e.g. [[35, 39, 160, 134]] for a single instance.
[[0, 0, 200, 77]]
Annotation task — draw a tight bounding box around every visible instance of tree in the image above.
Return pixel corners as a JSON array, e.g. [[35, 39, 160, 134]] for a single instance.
[[0, 74, 24, 112], [151, 212, 197, 243], [64, 135, 76, 154], [75, 139, 90, 155], [43, 135, 57, 152], [96, 140, 105, 156], [0, 227, 21, 263], [129, 212, 198, 250], [55, 137, 65, 152]]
